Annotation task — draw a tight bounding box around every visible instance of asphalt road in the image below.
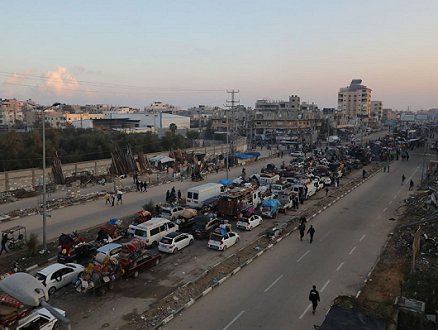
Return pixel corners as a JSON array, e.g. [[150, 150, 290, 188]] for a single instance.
[[162, 151, 424, 330]]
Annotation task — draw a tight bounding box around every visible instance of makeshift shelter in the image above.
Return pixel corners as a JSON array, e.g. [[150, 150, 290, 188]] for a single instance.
[[149, 155, 175, 168], [319, 305, 385, 330]]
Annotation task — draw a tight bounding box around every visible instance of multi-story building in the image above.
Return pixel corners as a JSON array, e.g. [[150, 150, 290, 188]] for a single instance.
[[0, 98, 24, 126], [370, 101, 383, 122], [144, 102, 179, 114], [338, 79, 372, 119]]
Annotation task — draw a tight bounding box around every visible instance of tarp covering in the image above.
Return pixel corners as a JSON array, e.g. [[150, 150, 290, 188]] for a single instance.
[[234, 154, 255, 159], [149, 155, 175, 165], [261, 199, 281, 208], [245, 152, 261, 157], [219, 180, 233, 185], [319, 305, 385, 330]]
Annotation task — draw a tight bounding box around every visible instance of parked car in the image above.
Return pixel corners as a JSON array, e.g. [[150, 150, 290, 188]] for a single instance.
[[192, 215, 221, 239], [208, 232, 240, 251], [236, 215, 263, 231], [313, 178, 324, 191], [158, 232, 194, 254], [95, 243, 122, 258], [160, 206, 185, 220], [119, 252, 162, 278], [35, 263, 84, 295], [320, 176, 332, 185], [290, 151, 304, 157], [6, 307, 66, 330]]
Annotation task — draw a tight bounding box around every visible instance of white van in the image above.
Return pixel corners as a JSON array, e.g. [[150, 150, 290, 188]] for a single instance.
[[186, 183, 223, 208], [133, 218, 179, 247]]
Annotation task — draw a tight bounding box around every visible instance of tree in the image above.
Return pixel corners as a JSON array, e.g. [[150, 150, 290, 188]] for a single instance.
[[186, 130, 200, 140], [169, 123, 177, 135]]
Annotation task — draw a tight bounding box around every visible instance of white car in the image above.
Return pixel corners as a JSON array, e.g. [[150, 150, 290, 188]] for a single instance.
[[158, 232, 194, 254], [12, 307, 66, 330], [313, 179, 324, 191], [95, 243, 122, 258], [160, 206, 185, 220], [208, 232, 240, 251], [236, 215, 263, 231], [290, 151, 304, 157], [35, 263, 84, 295]]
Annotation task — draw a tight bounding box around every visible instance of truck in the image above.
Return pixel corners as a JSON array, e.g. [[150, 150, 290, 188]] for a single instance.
[[186, 183, 224, 208], [270, 180, 292, 195], [216, 185, 261, 219], [260, 199, 281, 218], [276, 190, 294, 212], [0, 303, 66, 330]]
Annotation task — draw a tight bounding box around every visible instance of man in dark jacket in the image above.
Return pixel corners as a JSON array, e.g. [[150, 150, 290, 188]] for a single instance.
[[0, 233, 11, 255], [307, 225, 316, 243], [298, 222, 306, 241], [309, 285, 320, 314]]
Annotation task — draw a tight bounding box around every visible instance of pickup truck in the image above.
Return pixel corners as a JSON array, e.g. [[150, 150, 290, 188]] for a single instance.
[[260, 199, 281, 218], [276, 191, 294, 212], [2, 306, 65, 330]]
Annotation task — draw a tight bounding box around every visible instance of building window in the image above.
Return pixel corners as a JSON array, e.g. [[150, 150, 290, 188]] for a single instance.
[[256, 122, 261, 125]]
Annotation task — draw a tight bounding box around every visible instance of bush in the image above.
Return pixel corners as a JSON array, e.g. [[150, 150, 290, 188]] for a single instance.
[[26, 233, 39, 256], [142, 200, 156, 213]]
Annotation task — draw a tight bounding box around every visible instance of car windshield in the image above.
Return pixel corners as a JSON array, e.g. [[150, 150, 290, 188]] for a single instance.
[[161, 209, 171, 215], [160, 237, 173, 244], [35, 273, 46, 282], [239, 218, 249, 223], [210, 234, 223, 242]]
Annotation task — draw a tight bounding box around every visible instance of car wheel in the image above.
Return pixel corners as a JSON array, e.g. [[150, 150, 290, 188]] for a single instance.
[[108, 281, 115, 290], [189, 239, 194, 245], [249, 226, 253, 231], [222, 246, 227, 251], [236, 237, 240, 243], [98, 286, 107, 296], [53, 322, 61, 330], [152, 241, 158, 248], [155, 258, 160, 266], [132, 271, 139, 278], [48, 286, 56, 295], [173, 247, 179, 254]]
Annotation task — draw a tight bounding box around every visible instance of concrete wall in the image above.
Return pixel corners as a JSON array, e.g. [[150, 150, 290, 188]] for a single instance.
[[0, 138, 247, 192]]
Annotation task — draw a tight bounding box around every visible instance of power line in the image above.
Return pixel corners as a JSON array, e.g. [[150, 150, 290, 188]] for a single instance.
[[0, 71, 226, 93]]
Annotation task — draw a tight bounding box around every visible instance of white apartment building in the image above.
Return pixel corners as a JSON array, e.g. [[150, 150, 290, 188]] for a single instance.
[[338, 79, 372, 119]]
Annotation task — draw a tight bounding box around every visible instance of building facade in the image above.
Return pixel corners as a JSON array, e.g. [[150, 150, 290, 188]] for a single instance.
[[338, 79, 372, 119]]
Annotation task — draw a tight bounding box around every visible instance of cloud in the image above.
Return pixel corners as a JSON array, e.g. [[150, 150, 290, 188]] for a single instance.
[[71, 65, 101, 76], [40, 66, 79, 97], [5, 68, 33, 85]]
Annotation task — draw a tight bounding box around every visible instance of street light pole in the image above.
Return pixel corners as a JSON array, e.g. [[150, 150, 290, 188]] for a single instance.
[[226, 109, 229, 180], [41, 102, 60, 254]]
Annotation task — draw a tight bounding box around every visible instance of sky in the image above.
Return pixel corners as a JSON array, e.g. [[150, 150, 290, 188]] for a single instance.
[[1, 0, 438, 111]]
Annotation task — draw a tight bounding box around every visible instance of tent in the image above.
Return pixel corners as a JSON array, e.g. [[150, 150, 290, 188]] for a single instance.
[[319, 305, 385, 330], [149, 155, 175, 167]]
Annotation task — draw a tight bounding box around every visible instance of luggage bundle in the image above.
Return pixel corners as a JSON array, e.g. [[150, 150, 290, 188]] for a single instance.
[[75, 255, 122, 293]]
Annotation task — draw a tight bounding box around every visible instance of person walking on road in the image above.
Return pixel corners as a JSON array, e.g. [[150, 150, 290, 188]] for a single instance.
[[401, 175, 406, 185], [298, 222, 306, 241], [177, 190, 182, 201], [387, 164, 390, 172], [325, 187, 329, 196], [144, 181, 148, 192], [307, 225, 315, 243], [383, 165, 387, 172], [166, 190, 170, 202], [0, 233, 11, 255], [409, 179, 414, 190], [104, 192, 110, 205], [135, 180, 140, 192], [309, 285, 321, 315], [116, 190, 123, 205], [362, 169, 366, 179], [110, 193, 115, 207]]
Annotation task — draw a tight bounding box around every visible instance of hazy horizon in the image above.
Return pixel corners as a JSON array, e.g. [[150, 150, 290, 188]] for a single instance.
[[1, 0, 437, 111]]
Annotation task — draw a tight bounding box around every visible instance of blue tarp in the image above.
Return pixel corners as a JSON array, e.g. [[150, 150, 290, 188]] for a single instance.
[[234, 154, 255, 159], [108, 218, 118, 225], [219, 180, 233, 185], [245, 152, 261, 157]]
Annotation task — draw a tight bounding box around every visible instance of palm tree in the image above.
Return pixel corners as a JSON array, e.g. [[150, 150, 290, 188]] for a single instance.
[[169, 123, 177, 135]]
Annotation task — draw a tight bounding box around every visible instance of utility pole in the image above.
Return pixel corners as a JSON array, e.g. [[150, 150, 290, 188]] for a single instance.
[[225, 90, 240, 180]]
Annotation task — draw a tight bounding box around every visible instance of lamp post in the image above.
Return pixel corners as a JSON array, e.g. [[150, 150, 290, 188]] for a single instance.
[[226, 109, 229, 180], [41, 102, 60, 254]]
